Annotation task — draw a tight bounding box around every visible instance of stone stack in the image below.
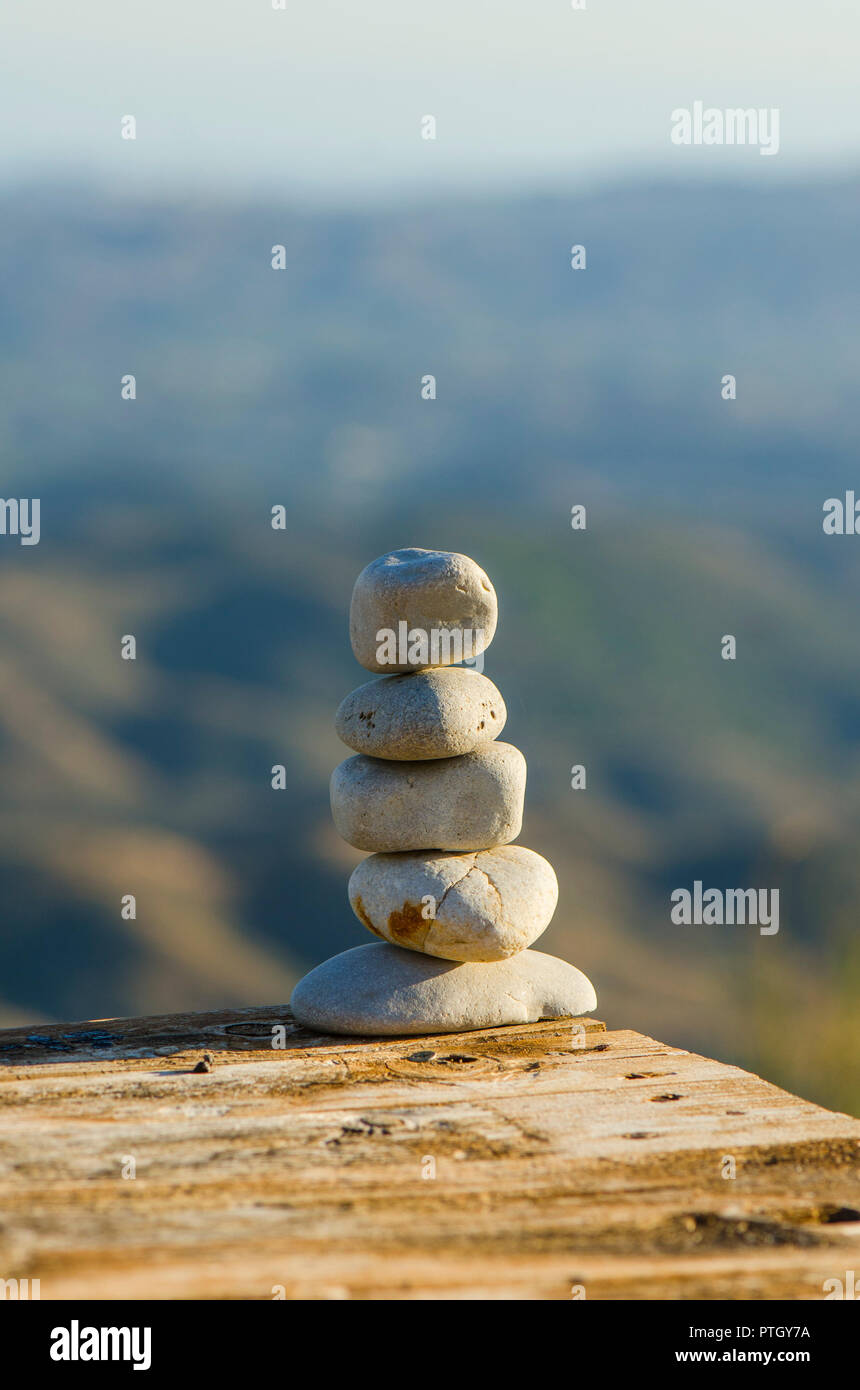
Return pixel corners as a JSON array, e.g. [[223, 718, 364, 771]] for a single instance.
[[290, 548, 597, 1036]]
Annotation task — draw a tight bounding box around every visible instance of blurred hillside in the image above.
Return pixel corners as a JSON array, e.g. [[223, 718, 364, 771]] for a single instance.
[[0, 178, 858, 1115], [3, 177, 859, 512]]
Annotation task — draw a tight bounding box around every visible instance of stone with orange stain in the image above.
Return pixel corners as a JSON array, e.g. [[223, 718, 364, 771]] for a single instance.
[[385, 900, 432, 951], [351, 894, 386, 939], [348, 846, 558, 961]]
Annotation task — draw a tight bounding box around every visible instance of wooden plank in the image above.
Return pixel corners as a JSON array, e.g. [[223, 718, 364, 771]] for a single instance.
[[0, 1008, 858, 1300]]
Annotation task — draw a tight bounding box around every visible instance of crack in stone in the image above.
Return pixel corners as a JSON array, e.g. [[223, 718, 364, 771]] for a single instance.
[[434, 856, 479, 915], [468, 861, 507, 926]]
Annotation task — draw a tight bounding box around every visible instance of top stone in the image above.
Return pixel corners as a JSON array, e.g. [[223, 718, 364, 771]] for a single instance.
[[349, 548, 498, 674]]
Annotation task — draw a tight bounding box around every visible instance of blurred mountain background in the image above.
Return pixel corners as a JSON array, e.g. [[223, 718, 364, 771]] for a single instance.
[[0, 176, 858, 1115]]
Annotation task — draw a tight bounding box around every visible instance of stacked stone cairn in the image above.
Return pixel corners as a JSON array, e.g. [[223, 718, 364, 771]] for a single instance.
[[290, 548, 597, 1035]]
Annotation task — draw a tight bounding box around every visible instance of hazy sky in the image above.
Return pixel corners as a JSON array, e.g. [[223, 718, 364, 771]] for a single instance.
[[3, 0, 860, 199]]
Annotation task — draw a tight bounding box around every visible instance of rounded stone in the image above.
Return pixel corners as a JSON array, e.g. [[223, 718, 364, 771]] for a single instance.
[[330, 742, 526, 852], [335, 667, 507, 761], [349, 548, 498, 674], [290, 943, 597, 1036], [349, 846, 558, 961]]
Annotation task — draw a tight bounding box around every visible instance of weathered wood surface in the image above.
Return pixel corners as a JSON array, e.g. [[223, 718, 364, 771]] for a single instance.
[[0, 1006, 858, 1300]]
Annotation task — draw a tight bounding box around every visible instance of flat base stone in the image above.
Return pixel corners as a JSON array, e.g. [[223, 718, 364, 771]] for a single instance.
[[290, 942, 597, 1036]]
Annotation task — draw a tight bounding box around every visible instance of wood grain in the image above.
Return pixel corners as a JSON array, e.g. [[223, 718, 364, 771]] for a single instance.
[[0, 1006, 858, 1300]]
